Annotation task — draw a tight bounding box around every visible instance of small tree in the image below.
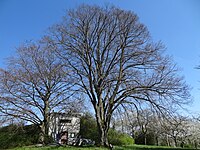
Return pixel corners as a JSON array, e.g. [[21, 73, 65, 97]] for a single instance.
[[0, 41, 76, 144], [47, 5, 190, 146], [161, 115, 190, 147]]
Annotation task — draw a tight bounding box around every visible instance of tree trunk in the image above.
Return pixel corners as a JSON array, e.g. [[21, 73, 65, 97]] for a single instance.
[[95, 105, 110, 147], [174, 137, 178, 147], [39, 119, 50, 144], [39, 122, 45, 144], [144, 134, 147, 145], [166, 135, 170, 146], [155, 136, 159, 146], [39, 100, 50, 144], [98, 125, 109, 146]]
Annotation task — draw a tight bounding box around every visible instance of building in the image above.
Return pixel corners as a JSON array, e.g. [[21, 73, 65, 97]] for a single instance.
[[48, 112, 81, 145]]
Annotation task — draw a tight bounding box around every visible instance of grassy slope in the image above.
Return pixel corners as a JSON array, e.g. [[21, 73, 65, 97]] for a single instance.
[[0, 124, 39, 149]]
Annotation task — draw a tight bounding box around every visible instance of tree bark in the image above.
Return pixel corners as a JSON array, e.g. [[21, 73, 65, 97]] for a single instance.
[[174, 137, 178, 147], [39, 100, 50, 144], [95, 105, 110, 147], [144, 134, 147, 145], [39, 119, 49, 144], [166, 135, 171, 146], [156, 136, 159, 146], [39, 122, 45, 144], [98, 125, 109, 146]]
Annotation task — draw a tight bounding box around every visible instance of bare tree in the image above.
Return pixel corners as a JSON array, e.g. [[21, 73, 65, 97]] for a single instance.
[[47, 5, 191, 146], [136, 109, 154, 145], [189, 115, 200, 148], [161, 115, 191, 147], [113, 108, 155, 145], [117, 107, 162, 145], [0, 41, 77, 144]]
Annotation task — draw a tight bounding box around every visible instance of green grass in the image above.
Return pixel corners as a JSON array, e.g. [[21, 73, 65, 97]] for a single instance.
[[12, 146, 109, 150], [10, 145, 199, 150], [116, 145, 198, 150]]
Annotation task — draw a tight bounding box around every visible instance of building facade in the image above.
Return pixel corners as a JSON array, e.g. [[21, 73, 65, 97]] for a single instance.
[[48, 112, 81, 145]]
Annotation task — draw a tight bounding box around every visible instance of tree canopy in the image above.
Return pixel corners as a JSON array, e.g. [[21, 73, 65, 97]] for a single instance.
[[0, 41, 81, 143], [46, 5, 191, 146]]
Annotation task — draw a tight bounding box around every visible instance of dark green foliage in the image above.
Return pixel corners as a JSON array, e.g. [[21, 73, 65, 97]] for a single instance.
[[80, 113, 99, 143], [80, 113, 134, 146], [0, 124, 40, 149], [135, 132, 156, 145], [108, 129, 134, 146]]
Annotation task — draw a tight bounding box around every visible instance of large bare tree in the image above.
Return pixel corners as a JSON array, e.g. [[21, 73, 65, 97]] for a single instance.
[[47, 5, 191, 146], [0, 41, 77, 143]]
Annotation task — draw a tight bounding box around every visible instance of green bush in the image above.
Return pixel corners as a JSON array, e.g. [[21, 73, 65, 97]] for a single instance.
[[108, 129, 134, 146], [0, 124, 40, 149], [135, 131, 157, 145], [80, 112, 99, 143], [80, 112, 134, 146], [184, 144, 193, 149]]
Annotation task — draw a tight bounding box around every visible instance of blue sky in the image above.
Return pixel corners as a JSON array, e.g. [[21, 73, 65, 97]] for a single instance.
[[0, 0, 199, 114]]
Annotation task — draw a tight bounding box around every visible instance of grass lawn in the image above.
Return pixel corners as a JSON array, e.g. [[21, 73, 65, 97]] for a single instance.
[[12, 146, 108, 150], [11, 145, 199, 150], [116, 145, 198, 150]]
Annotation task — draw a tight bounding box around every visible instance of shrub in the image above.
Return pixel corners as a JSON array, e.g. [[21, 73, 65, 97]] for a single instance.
[[0, 124, 39, 149], [80, 112, 99, 143], [80, 113, 134, 146], [108, 129, 134, 146], [135, 131, 156, 145]]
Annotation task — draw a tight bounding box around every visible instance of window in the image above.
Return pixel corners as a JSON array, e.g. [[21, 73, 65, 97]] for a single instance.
[[69, 133, 75, 138], [60, 119, 71, 124]]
